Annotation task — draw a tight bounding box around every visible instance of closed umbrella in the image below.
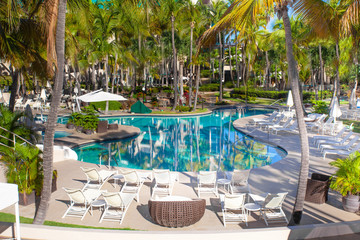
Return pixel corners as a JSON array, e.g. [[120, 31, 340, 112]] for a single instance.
[[329, 96, 342, 122], [286, 90, 294, 111], [40, 89, 47, 101]]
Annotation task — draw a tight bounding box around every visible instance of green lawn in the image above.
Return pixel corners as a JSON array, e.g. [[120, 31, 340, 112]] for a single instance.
[[0, 212, 135, 230], [342, 120, 360, 133]]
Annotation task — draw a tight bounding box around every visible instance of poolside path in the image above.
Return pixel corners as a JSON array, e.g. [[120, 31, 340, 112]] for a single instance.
[[1, 111, 360, 238]]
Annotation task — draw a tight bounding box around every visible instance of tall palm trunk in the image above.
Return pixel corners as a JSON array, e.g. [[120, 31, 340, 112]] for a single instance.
[[189, 22, 194, 107], [112, 54, 118, 93], [105, 55, 109, 114], [282, 7, 309, 226], [179, 60, 184, 104], [319, 44, 324, 100], [235, 27, 240, 88], [334, 42, 340, 98], [192, 65, 200, 111], [91, 63, 96, 90], [265, 50, 270, 89], [33, 0, 67, 225], [171, 15, 178, 111], [218, 32, 223, 102], [8, 68, 19, 112]]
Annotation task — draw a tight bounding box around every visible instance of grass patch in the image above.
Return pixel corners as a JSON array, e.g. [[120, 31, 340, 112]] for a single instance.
[[152, 108, 209, 114], [226, 98, 276, 105], [0, 212, 135, 230], [342, 120, 360, 133]]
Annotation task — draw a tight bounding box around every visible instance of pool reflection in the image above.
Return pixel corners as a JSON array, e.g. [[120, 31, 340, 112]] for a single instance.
[[74, 109, 286, 171]]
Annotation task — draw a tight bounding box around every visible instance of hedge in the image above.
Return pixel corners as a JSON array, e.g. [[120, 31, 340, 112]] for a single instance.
[[199, 83, 220, 92], [231, 88, 313, 101]]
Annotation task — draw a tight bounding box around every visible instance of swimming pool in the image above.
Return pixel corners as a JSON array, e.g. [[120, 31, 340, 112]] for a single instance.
[[72, 108, 287, 172], [42, 131, 72, 139]]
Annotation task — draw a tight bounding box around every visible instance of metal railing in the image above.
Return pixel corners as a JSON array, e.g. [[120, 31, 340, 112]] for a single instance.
[[0, 125, 34, 149]]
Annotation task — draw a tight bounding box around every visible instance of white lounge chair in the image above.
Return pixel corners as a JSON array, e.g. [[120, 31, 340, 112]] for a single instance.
[[80, 167, 117, 190], [320, 135, 360, 153], [316, 131, 353, 149], [306, 114, 327, 131], [258, 114, 285, 130], [250, 111, 278, 126], [323, 142, 360, 159], [62, 187, 102, 220], [312, 126, 347, 145], [120, 170, 146, 202], [197, 171, 218, 197], [100, 192, 135, 224], [268, 117, 292, 132], [152, 169, 179, 198], [221, 193, 247, 227], [249, 192, 288, 226], [270, 120, 298, 135], [229, 169, 250, 194]]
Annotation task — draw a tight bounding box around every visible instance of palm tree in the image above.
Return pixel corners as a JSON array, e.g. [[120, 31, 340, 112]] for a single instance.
[[199, 0, 311, 225], [33, 0, 85, 225]]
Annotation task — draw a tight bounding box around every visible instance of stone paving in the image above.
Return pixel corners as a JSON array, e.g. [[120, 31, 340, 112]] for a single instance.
[[1, 111, 360, 235]]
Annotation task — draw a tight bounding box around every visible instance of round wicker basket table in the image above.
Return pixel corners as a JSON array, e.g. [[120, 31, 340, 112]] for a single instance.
[[148, 196, 206, 228]]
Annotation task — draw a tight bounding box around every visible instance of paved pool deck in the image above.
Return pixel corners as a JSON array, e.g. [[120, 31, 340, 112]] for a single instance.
[[1, 110, 360, 239]]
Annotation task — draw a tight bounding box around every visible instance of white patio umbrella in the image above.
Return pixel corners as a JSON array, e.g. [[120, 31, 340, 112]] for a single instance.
[[76, 90, 127, 113], [286, 90, 294, 111], [46, 81, 51, 88], [329, 96, 342, 122]]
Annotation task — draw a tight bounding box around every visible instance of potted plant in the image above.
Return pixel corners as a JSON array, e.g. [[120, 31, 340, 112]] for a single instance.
[[329, 151, 360, 212], [1, 144, 43, 205]]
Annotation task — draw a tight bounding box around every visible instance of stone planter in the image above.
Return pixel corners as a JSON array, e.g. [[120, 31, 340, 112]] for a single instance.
[[19, 191, 35, 206], [342, 194, 360, 212], [83, 129, 92, 135]]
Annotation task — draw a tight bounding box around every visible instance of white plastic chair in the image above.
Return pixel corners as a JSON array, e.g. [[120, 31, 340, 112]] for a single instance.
[[258, 114, 285, 130], [230, 169, 251, 194], [250, 192, 288, 226], [306, 114, 327, 131], [221, 193, 247, 227], [80, 167, 117, 190], [250, 111, 278, 126], [197, 171, 218, 197], [120, 170, 146, 202], [323, 142, 360, 159], [271, 120, 298, 135], [312, 126, 347, 145], [100, 192, 135, 224], [316, 131, 353, 148], [320, 135, 360, 153], [152, 169, 178, 198], [62, 187, 102, 220]]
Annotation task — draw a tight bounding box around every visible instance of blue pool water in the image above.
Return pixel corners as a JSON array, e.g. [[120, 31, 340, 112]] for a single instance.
[[72, 108, 287, 172], [42, 131, 72, 139]]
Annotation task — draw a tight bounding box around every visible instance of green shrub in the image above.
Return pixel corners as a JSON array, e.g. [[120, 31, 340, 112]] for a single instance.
[[312, 100, 329, 114], [175, 106, 192, 112], [199, 83, 219, 92], [230, 93, 256, 101], [200, 69, 211, 78], [224, 81, 235, 88], [69, 107, 99, 131], [232, 88, 313, 101]]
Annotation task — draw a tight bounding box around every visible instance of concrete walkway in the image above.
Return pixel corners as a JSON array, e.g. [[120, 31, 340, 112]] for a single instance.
[[1, 112, 360, 239]]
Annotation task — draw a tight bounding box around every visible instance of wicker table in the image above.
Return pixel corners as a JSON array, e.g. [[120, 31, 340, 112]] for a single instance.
[[148, 196, 206, 228]]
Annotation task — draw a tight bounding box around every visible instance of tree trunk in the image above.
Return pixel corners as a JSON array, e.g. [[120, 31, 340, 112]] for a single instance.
[[112, 54, 117, 93], [33, 0, 67, 225], [192, 65, 200, 111], [189, 23, 194, 107], [171, 15, 178, 111], [229, 46, 234, 86], [219, 32, 223, 102], [319, 44, 324, 100], [179, 60, 184, 105], [105, 55, 109, 114], [91, 63, 96, 90], [235, 28, 240, 88], [8, 68, 19, 112], [275, 64, 278, 89], [282, 8, 309, 226], [335, 42, 340, 97], [265, 50, 270, 89]]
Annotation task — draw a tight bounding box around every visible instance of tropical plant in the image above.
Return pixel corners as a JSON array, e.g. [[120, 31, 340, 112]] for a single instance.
[[329, 151, 360, 196], [0, 144, 42, 195], [312, 101, 329, 114]]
